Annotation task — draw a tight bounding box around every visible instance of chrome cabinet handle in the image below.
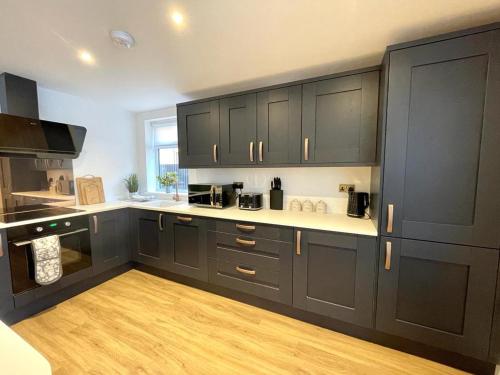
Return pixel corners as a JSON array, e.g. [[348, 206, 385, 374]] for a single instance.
[[93, 215, 98, 234], [236, 224, 255, 232], [236, 266, 256, 276], [296, 230, 302, 255], [249, 141, 254, 162], [385, 241, 392, 270], [304, 138, 309, 161], [177, 216, 192, 223], [158, 213, 164, 232], [213, 144, 218, 163], [387, 204, 394, 233], [259, 141, 263, 162], [236, 238, 256, 246]]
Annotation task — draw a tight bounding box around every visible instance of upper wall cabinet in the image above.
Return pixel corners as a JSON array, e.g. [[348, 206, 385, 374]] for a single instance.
[[380, 30, 500, 248], [177, 67, 380, 168], [178, 100, 220, 168], [302, 71, 379, 164], [220, 94, 257, 165], [257, 85, 302, 164]]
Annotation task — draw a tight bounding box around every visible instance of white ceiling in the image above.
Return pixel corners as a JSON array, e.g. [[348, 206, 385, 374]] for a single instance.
[[0, 0, 499, 113]]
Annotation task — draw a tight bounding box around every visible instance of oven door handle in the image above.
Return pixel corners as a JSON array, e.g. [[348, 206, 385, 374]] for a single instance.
[[12, 228, 89, 247]]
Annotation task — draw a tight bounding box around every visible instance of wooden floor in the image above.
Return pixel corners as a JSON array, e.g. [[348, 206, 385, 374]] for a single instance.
[[12, 270, 467, 375]]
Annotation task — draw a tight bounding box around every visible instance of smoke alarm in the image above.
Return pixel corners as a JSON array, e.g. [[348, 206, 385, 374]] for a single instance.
[[109, 30, 135, 49]]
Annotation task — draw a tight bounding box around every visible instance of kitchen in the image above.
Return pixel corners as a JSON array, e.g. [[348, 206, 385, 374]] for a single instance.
[[0, 1, 500, 374]]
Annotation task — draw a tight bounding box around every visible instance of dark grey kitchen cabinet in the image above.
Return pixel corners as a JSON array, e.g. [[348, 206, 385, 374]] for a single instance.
[[376, 237, 498, 359], [177, 100, 220, 168], [90, 209, 130, 275], [0, 230, 14, 317], [490, 260, 500, 362], [293, 230, 377, 328], [130, 209, 167, 268], [380, 30, 500, 248], [220, 94, 257, 165], [164, 214, 208, 281], [301, 70, 379, 164], [256, 85, 302, 164]]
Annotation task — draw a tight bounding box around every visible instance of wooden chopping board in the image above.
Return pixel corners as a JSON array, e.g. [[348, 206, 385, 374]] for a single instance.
[[76, 176, 105, 205]]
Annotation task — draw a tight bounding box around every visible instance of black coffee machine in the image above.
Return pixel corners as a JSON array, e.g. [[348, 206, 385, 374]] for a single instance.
[[347, 189, 369, 218]]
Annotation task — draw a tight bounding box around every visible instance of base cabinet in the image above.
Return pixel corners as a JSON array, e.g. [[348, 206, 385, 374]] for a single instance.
[[293, 230, 377, 328], [131, 210, 167, 268], [0, 230, 14, 317], [208, 221, 293, 304], [376, 237, 499, 359], [489, 262, 500, 362], [165, 215, 209, 282], [90, 210, 131, 275]]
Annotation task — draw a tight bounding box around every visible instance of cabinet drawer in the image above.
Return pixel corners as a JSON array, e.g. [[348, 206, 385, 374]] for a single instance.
[[209, 246, 292, 304], [208, 231, 291, 258], [215, 220, 293, 241]]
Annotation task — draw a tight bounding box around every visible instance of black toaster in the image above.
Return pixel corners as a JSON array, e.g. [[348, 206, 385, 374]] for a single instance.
[[238, 193, 263, 210]]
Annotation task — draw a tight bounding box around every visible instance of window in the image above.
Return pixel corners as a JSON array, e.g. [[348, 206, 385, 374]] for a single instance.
[[151, 118, 188, 193]]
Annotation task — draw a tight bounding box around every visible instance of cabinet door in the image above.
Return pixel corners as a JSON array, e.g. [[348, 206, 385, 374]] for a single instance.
[[220, 94, 257, 165], [381, 30, 500, 248], [376, 237, 498, 359], [177, 100, 220, 168], [257, 85, 301, 164], [0, 230, 14, 317], [302, 71, 379, 164], [490, 262, 500, 362], [293, 230, 377, 328], [90, 209, 130, 275], [165, 215, 208, 281], [130, 210, 167, 268]]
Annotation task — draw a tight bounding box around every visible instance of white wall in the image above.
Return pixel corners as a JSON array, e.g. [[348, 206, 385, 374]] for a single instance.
[[189, 167, 371, 214], [38, 87, 137, 201]]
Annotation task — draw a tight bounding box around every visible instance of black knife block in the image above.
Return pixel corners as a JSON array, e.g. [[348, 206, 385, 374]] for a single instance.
[[270, 190, 283, 210]]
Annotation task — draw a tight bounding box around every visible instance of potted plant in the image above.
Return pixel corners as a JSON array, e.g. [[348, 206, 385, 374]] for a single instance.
[[123, 173, 139, 199], [157, 172, 180, 201]]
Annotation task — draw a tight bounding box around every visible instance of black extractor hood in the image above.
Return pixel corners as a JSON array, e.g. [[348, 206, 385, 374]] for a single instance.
[[0, 73, 86, 159]]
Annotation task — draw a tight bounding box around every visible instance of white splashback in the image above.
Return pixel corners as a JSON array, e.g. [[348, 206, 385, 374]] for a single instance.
[[188, 167, 371, 214]]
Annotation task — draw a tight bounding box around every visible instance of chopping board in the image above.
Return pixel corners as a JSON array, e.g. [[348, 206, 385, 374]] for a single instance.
[[76, 176, 105, 205]]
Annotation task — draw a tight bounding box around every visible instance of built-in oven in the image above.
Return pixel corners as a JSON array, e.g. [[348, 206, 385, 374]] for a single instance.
[[7, 215, 91, 295], [188, 184, 236, 208]]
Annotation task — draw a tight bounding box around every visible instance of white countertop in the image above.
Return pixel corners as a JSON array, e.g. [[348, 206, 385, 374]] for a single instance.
[[11, 191, 75, 201], [0, 201, 378, 236], [0, 321, 51, 375]]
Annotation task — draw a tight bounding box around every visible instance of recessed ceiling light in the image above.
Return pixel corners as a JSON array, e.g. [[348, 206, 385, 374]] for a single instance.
[[171, 11, 184, 25], [78, 50, 95, 65], [110, 30, 136, 49]]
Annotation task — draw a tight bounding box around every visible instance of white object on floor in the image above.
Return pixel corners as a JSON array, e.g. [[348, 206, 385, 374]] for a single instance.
[[0, 321, 51, 374]]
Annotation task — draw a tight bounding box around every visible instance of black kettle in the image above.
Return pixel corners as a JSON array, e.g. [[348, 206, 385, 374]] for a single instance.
[[347, 190, 369, 218]]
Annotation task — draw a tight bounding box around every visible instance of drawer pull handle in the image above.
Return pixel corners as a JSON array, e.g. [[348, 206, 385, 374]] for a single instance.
[[385, 241, 392, 271], [259, 141, 263, 162], [236, 266, 256, 276], [0, 232, 3, 257], [296, 230, 302, 255], [177, 216, 193, 223], [387, 204, 394, 233], [93, 215, 98, 234], [236, 238, 256, 246], [236, 224, 255, 232]]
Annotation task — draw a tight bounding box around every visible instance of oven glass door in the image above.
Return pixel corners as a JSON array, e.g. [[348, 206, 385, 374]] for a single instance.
[[9, 229, 92, 294]]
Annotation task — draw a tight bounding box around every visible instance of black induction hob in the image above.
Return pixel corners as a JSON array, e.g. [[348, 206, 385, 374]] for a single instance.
[[0, 205, 83, 224]]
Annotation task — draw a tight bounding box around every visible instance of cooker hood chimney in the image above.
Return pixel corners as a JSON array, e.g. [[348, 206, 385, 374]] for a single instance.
[[0, 72, 86, 159]]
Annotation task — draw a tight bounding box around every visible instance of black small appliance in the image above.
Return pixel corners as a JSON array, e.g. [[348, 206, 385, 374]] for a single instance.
[[239, 192, 263, 210], [188, 184, 236, 208], [347, 191, 369, 218]]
